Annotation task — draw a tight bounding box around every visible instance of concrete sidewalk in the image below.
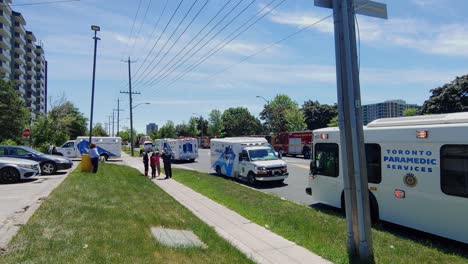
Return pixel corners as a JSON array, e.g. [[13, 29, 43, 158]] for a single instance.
[[121, 153, 330, 264]]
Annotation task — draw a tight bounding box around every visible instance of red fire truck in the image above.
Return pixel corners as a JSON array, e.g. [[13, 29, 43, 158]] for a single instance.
[[270, 131, 313, 158]]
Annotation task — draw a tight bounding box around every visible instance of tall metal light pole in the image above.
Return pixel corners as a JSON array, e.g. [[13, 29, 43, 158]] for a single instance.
[[88, 25, 100, 144], [256, 95, 270, 134], [192, 112, 204, 147], [314, 0, 387, 262]]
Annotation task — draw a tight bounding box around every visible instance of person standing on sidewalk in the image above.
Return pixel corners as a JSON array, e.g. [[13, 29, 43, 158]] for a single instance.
[[89, 143, 99, 173], [143, 151, 149, 176], [162, 148, 172, 179], [150, 153, 158, 179]]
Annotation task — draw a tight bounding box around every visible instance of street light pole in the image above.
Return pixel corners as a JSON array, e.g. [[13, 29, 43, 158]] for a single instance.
[[88, 25, 100, 145]]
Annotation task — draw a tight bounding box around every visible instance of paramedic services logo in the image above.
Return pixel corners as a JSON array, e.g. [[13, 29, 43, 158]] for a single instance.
[[403, 173, 417, 188]]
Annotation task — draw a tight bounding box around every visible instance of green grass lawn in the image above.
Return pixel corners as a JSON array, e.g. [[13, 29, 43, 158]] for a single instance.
[[0, 164, 253, 264], [172, 168, 468, 264]]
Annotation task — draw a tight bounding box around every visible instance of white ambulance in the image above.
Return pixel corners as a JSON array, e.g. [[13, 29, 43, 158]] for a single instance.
[[57, 137, 122, 160], [306, 112, 468, 244], [211, 137, 288, 185], [154, 138, 198, 161]]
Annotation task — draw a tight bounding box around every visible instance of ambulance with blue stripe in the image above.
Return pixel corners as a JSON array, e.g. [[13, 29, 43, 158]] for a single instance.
[[211, 137, 288, 185], [57, 137, 122, 161], [154, 138, 198, 162]]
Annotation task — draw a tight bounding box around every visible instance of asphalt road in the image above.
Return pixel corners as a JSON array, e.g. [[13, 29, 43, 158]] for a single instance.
[[0, 163, 77, 248], [173, 149, 316, 205]]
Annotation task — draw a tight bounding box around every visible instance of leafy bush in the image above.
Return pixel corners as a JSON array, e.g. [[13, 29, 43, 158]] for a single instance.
[[0, 139, 17, 145]]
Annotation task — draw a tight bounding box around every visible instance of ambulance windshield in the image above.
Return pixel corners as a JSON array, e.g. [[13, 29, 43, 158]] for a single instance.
[[249, 148, 278, 161]]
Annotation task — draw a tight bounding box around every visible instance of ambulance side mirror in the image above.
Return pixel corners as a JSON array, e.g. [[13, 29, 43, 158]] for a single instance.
[[310, 161, 317, 175]]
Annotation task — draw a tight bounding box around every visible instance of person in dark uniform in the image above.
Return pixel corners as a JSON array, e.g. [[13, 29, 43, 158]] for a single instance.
[[142, 151, 149, 176], [162, 147, 172, 179]]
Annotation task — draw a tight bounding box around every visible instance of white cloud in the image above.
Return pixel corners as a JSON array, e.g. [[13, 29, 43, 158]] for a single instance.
[[265, 8, 468, 57]]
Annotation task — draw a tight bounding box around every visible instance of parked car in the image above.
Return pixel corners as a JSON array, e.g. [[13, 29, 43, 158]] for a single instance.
[[0, 157, 40, 184], [0, 145, 73, 175]]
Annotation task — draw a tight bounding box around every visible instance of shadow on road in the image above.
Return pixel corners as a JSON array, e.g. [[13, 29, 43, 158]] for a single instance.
[[308, 203, 468, 258], [207, 173, 288, 189]]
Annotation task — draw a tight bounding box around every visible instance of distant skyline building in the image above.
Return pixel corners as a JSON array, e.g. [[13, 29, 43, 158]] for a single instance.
[[146, 123, 158, 135], [0, 1, 46, 120], [362, 99, 420, 125]]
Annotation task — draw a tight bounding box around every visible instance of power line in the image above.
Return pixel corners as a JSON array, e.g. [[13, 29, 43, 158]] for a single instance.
[[120, 0, 143, 60], [134, 0, 209, 90], [157, 0, 283, 89], [129, 0, 153, 58], [117, 0, 169, 93], [132, 0, 234, 93], [131, 0, 185, 81], [132, 0, 200, 87], [140, 0, 255, 90], [4, 0, 79, 6]]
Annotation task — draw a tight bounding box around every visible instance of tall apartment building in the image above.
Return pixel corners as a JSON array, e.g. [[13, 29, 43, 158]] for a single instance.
[[0, 1, 46, 119], [146, 123, 158, 135], [362, 99, 420, 125]]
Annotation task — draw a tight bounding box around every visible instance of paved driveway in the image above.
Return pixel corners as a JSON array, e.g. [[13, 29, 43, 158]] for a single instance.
[[0, 163, 77, 249]]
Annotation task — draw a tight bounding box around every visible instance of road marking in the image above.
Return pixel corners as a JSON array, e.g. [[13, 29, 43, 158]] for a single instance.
[[289, 163, 310, 170]]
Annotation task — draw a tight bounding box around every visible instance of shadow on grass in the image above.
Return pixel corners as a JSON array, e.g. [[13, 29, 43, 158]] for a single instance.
[[309, 203, 468, 259], [206, 172, 288, 189]]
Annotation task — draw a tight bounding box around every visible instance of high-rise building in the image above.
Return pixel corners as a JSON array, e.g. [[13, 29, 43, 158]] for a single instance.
[[362, 99, 420, 125], [146, 123, 158, 135], [0, 3, 46, 119]]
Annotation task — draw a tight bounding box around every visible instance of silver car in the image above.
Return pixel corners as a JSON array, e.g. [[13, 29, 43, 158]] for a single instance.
[[0, 157, 41, 184]]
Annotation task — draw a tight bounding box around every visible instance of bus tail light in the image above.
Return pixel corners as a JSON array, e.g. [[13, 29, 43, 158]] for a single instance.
[[320, 133, 329, 139], [394, 189, 405, 199]]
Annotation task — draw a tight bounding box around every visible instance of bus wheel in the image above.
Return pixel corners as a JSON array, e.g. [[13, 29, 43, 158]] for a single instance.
[[341, 192, 379, 224]]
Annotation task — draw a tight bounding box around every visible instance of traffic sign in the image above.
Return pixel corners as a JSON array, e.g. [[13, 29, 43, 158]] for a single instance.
[[23, 128, 31, 137]]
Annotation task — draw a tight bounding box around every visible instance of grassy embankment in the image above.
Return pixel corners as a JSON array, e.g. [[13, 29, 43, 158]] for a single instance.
[[0, 164, 253, 264], [173, 168, 468, 264]]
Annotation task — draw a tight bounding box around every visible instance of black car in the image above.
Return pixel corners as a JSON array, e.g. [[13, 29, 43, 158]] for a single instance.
[[0, 145, 73, 175]]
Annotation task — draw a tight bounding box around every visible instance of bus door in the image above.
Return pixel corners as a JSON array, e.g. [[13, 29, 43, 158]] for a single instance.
[[313, 143, 340, 203]]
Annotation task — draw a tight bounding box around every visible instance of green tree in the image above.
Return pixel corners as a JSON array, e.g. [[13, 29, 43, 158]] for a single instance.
[[48, 101, 88, 142], [420, 74, 468, 114], [260, 94, 305, 132], [403, 108, 418, 116], [302, 100, 338, 130], [284, 108, 306, 131], [327, 116, 338, 127], [118, 127, 137, 142], [159, 121, 176, 138], [208, 109, 224, 137], [175, 122, 190, 137], [92, 123, 108, 136], [0, 79, 29, 142], [193, 116, 208, 137], [187, 117, 199, 137], [222, 107, 261, 136]]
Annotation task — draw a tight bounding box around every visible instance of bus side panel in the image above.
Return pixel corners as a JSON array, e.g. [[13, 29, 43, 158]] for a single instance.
[[377, 142, 468, 244]]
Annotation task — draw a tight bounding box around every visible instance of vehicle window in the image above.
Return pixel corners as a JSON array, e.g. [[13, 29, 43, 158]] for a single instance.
[[441, 145, 468, 198], [63, 142, 74, 148], [365, 144, 381, 184], [9, 147, 30, 156], [314, 143, 339, 177], [240, 150, 249, 161], [0, 147, 6, 156], [249, 148, 278, 161]]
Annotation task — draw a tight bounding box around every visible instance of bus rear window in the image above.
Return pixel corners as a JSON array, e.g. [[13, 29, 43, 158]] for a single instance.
[[314, 143, 339, 177], [441, 145, 468, 198]]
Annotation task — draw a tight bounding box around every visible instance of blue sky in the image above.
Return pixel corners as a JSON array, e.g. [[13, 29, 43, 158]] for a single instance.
[[15, 0, 468, 133]]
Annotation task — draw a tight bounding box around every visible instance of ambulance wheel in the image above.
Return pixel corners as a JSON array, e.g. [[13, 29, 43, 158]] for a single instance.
[[247, 172, 257, 186], [215, 166, 222, 176], [100, 154, 109, 161]]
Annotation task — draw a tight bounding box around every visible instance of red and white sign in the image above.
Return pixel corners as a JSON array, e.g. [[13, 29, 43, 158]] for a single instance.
[[22, 128, 31, 137]]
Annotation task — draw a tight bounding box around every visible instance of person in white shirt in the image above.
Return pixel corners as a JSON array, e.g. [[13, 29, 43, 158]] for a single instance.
[[89, 143, 100, 173]]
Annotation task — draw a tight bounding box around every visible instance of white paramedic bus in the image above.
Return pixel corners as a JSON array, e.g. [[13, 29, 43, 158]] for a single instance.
[[211, 137, 288, 185], [154, 138, 198, 161], [56, 137, 122, 160], [306, 113, 468, 244]]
